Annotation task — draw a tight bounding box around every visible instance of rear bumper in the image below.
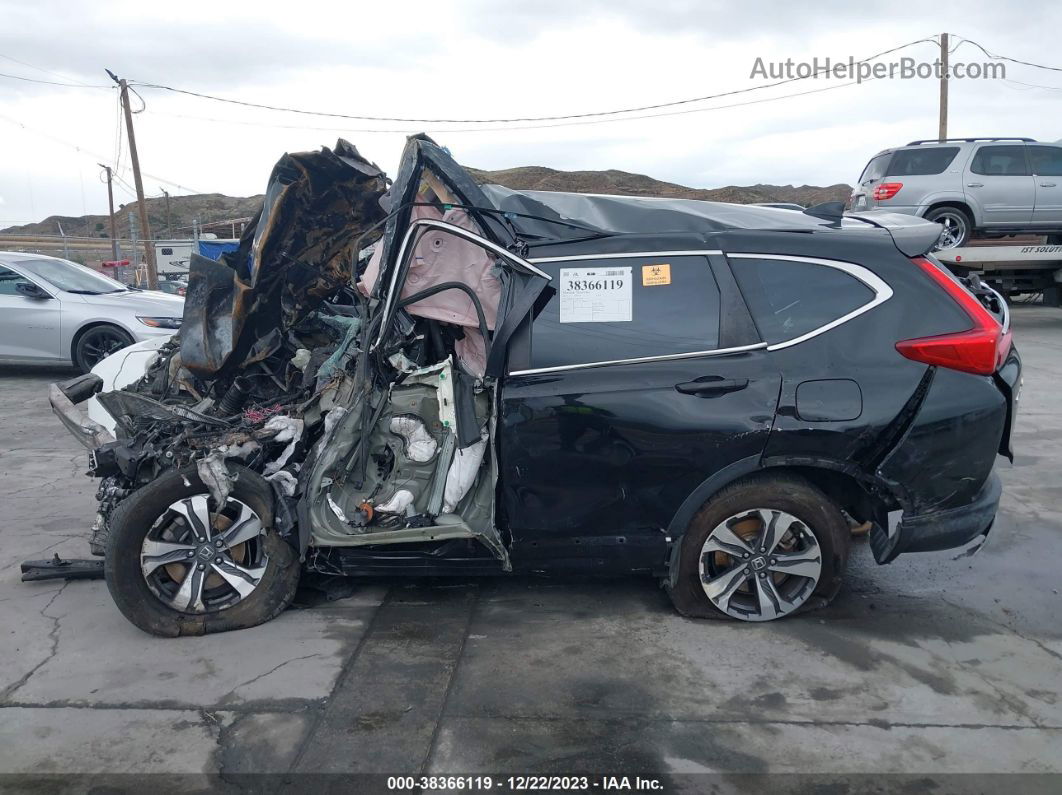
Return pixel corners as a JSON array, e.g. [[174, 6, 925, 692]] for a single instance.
[[871, 470, 1002, 564]]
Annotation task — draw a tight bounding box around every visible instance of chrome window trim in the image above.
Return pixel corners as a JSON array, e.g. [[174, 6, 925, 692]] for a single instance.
[[528, 249, 723, 263], [510, 343, 767, 376], [726, 253, 893, 351]]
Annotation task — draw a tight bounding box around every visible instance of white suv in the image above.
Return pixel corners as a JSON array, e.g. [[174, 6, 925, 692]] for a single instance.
[[849, 137, 1062, 248]]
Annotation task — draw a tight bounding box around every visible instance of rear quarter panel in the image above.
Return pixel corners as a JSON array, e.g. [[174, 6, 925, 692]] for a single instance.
[[719, 229, 995, 511]]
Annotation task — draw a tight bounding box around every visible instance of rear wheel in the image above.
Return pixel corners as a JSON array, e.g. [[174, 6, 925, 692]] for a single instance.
[[105, 466, 300, 636], [667, 475, 849, 621], [926, 206, 972, 250], [74, 324, 133, 372]]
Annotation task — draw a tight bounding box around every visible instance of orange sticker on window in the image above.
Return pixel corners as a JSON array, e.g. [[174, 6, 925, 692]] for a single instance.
[[642, 263, 671, 286]]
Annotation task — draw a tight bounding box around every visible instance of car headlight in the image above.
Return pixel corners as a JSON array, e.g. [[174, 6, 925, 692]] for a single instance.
[[137, 316, 182, 329]]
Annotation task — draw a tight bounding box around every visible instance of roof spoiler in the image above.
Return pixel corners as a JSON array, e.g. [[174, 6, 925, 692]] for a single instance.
[[845, 209, 945, 257]]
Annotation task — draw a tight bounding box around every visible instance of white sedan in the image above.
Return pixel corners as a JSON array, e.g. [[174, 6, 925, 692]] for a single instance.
[[0, 252, 183, 372]]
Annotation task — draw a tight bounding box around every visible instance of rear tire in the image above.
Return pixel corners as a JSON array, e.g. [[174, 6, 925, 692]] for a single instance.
[[667, 475, 849, 621], [105, 466, 300, 637], [74, 324, 134, 373], [926, 206, 972, 250]]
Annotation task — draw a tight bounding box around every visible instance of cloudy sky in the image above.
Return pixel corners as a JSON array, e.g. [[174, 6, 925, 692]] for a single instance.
[[1, 0, 1060, 228]]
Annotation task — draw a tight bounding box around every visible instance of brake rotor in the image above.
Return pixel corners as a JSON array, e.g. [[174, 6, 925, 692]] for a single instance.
[[711, 513, 795, 590]]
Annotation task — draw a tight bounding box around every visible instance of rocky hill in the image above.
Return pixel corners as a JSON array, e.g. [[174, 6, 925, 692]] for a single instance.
[[1, 193, 264, 239], [3, 168, 851, 237], [467, 166, 851, 206]]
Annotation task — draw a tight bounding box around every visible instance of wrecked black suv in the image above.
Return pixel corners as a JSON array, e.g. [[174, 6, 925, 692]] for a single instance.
[[49, 136, 1021, 635]]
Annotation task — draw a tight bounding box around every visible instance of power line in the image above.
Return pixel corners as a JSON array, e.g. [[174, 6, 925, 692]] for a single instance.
[[128, 37, 938, 125], [0, 53, 97, 87], [145, 74, 879, 134], [950, 36, 1062, 73], [0, 70, 110, 89], [0, 112, 206, 194], [1002, 78, 1062, 92]]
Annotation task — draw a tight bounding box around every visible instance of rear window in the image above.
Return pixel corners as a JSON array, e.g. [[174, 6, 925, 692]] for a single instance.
[[1028, 145, 1062, 177], [970, 145, 1029, 176], [528, 255, 720, 369], [888, 147, 959, 176], [858, 153, 892, 184], [730, 257, 875, 345]]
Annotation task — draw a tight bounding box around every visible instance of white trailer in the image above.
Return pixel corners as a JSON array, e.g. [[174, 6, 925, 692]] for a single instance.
[[153, 239, 196, 276], [153, 236, 238, 277], [935, 243, 1062, 306]]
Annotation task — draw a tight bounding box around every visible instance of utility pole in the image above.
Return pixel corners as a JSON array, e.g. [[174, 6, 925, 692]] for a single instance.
[[938, 32, 949, 142], [98, 164, 119, 261], [107, 69, 158, 288], [161, 188, 171, 239]]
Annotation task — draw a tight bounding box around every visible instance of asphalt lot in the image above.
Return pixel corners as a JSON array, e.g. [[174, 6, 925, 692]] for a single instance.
[[1, 305, 1060, 789]]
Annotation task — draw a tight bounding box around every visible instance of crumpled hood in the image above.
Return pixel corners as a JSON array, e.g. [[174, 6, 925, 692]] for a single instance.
[[180, 139, 389, 378]]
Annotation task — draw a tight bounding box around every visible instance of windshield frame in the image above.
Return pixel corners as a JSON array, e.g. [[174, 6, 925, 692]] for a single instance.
[[12, 257, 129, 295]]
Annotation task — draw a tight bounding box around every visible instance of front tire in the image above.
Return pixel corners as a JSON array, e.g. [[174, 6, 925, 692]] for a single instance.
[[105, 466, 300, 637], [74, 324, 134, 373], [926, 206, 972, 250], [667, 475, 849, 621]]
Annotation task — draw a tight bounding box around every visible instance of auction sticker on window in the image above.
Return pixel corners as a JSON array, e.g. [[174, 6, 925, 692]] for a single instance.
[[559, 267, 632, 323]]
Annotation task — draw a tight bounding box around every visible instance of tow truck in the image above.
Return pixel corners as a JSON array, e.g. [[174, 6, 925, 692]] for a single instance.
[[936, 240, 1062, 307]]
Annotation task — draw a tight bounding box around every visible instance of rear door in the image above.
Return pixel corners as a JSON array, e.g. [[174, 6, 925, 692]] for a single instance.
[[1028, 144, 1062, 226], [499, 251, 779, 565], [0, 265, 63, 359], [964, 144, 1035, 226], [729, 252, 899, 468]]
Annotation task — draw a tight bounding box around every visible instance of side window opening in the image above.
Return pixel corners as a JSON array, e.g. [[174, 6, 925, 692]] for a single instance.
[[730, 257, 876, 346], [527, 256, 721, 370], [0, 266, 31, 296], [1028, 146, 1062, 177], [887, 147, 959, 176], [858, 153, 892, 184], [970, 145, 1029, 177]]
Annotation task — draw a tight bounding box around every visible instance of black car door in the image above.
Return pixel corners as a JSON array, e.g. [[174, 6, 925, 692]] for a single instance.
[[498, 251, 780, 570]]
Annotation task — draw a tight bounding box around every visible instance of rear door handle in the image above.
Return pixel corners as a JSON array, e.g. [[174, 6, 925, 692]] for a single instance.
[[967, 183, 984, 188], [675, 377, 749, 397]]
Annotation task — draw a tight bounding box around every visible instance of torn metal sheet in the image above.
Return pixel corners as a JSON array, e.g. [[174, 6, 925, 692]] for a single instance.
[[182, 140, 388, 378]]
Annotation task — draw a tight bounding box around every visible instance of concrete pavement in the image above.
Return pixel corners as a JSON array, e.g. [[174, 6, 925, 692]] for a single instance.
[[1, 306, 1060, 788]]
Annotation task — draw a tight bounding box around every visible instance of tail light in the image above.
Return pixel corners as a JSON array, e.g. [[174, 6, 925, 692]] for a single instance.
[[895, 257, 1011, 376], [873, 182, 903, 200]]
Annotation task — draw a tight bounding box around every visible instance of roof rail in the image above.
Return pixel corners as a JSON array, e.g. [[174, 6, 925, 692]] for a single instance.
[[906, 137, 1036, 145]]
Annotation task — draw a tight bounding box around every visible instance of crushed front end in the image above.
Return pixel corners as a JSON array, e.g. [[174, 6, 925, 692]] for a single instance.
[[48, 135, 545, 592]]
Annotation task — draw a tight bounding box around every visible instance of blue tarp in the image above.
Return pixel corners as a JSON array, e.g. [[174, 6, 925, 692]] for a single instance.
[[197, 240, 240, 261]]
